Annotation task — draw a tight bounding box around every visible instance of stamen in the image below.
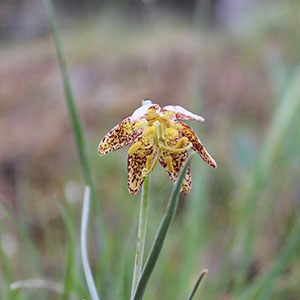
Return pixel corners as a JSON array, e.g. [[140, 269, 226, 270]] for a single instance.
[[145, 154, 153, 170], [141, 126, 156, 146], [165, 128, 178, 139], [165, 156, 175, 173], [146, 109, 159, 122], [176, 137, 189, 149], [143, 125, 156, 137], [128, 141, 143, 155], [142, 150, 159, 176], [154, 120, 163, 141], [160, 141, 192, 153]]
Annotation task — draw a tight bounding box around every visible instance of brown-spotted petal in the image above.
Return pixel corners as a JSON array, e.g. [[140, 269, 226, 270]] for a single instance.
[[98, 117, 143, 156], [163, 105, 205, 122], [176, 122, 217, 168], [181, 166, 192, 194], [127, 140, 158, 195], [159, 149, 192, 193]]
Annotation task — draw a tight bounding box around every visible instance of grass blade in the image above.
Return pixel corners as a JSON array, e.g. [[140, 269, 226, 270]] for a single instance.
[[0, 202, 42, 270], [55, 200, 77, 299], [43, 0, 106, 247], [238, 221, 300, 300], [186, 269, 208, 300], [133, 154, 194, 300], [235, 66, 300, 289], [43, 0, 91, 184], [81, 186, 100, 300], [10, 279, 63, 294], [131, 175, 150, 299]]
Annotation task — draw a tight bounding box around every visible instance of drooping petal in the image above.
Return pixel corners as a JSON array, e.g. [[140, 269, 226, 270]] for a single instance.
[[127, 140, 158, 195], [98, 117, 142, 156], [163, 105, 205, 122], [159, 149, 192, 193], [181, 166, 192, 194], [176, 122, 217, 168]]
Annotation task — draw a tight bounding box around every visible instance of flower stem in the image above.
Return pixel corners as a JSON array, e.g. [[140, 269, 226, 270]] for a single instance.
[[130, 176, 150, 299], [132, 155, 194, 300]]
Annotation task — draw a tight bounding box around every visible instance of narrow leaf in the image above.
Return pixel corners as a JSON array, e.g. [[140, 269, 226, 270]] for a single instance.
[[133, 154, 194, 300], [43, 0, 107, 248], [186, 269, 208, 300], [81, 186, 100, 300], [238, 222, 300, 300]]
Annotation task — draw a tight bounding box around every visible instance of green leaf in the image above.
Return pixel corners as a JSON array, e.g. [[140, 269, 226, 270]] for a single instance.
[[132, 154, 194, 300], [238, 221, 300, 300], [55, 200, 76, 300], [43, 0, 107, 248], [81, 186, 100, 300]]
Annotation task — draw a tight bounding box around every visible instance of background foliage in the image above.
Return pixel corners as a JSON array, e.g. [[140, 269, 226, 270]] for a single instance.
[[0, 0, 300, 299]]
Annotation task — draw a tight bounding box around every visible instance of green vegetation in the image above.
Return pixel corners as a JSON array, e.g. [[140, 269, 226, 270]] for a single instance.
[[0, 0, 300, 299]]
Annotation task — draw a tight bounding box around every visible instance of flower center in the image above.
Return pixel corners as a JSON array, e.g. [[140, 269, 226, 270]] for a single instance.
[[128, 109, 192, 177]]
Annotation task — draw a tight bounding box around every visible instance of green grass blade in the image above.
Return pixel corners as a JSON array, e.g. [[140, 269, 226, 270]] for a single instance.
[[43, 0, 91, 184], [81, 186, 100, 300], [0, 202, 42, 270], [235, 66, 300, 289], [238, 221, 300, 300], [133, 154, 194, 300], [10, 279, 63, 294], [186, 269, 208, 300], [43, 0, 106, 248], [176, 165, 208, 299], [55, 200, 76, 299], [131, 175, 151, 299], [0, 230, 18, 300]]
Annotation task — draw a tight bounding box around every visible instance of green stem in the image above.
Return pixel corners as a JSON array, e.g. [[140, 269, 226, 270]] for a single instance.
[[186, 269, 208, 300], [234, 66, 300, 291], [81, 187, 100, 300], [133, 155, 194, 300], [130, 176, 150, 299], [44, 0, 107, 250]]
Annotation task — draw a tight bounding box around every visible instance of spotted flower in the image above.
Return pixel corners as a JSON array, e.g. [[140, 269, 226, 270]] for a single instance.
[[98, 100, 217, 195]]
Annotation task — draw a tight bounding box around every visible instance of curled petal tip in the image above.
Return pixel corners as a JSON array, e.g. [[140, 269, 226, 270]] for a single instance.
[[98, 144, 107, 156], [164, 105, 205, 122], [97, 148, 103, 156], [211, 160, 217, 168], [142, 99, 153, 106]]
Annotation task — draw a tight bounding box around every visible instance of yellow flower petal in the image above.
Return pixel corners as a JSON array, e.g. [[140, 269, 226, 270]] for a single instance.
[[98, 117, 143, 156], [159, 149, 192, 193], [98, 101, 216, 195], [127, 140, 158, 195], [176, 122, 217, 168]]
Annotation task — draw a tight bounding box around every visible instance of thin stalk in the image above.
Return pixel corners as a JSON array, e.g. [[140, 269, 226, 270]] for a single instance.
[[186, 269, 208, 300], [55, 200, 76, 300], [10, 279, 63, 294], [44, 0, 92, 187], [130, 176, 151, 299], [133, 155, 194, 300], [43, 0, 106, 248], [237, 220, 300, 300], [81, 187, 100, 300], [234, 66, 300, 290]]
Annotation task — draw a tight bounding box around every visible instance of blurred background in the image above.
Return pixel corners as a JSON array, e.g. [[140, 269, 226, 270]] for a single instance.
[[0, 0, 300, 299]]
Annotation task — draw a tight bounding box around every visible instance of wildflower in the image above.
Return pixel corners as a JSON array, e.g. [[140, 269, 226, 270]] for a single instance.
[[98, 100, 217, 195]]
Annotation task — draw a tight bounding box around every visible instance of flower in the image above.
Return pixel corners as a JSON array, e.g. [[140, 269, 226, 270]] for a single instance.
[[98, 100, 217, 195]]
